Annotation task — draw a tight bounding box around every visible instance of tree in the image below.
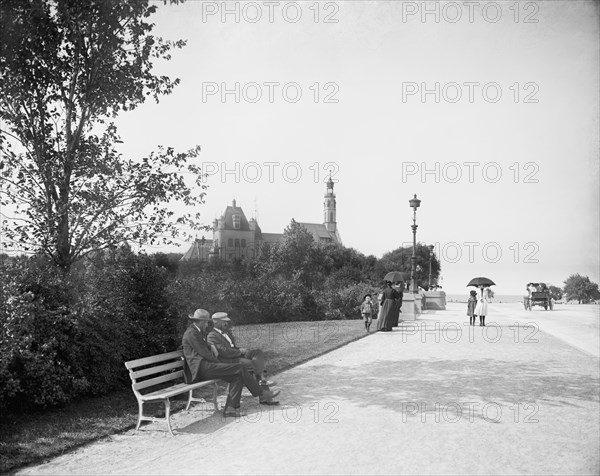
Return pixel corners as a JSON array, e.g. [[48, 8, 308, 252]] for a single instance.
[[563, 274, 600, 304], [0, 0, 206, 271], [548, 285, 563, 302], [376, 243, 441, 288], [267, 220, 324, 288]]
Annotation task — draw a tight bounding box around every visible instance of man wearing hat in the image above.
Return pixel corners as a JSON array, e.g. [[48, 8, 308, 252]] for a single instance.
[[182, 309, 279, 417], [208, 312, 278, 405]]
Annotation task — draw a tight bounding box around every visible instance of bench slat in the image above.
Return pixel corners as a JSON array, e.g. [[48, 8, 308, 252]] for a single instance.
[[139, 380, 217, 401], [133, 370, 184, 391], [129, 360, 183, 380], [125, 350, 183, 370]]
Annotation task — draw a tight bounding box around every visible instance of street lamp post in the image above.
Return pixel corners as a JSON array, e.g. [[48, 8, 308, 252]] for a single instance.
[[409, 194, 421, 294], [428, 244, 434, 288]]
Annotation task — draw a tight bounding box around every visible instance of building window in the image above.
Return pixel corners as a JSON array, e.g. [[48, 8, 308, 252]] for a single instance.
[[235, 239, 240, 247], [232, 214, 241, 229], [329, 212, 333, 222], [241, 239, 246, 248], [228, 238, 233, 247], [229, 254, 233, 260]]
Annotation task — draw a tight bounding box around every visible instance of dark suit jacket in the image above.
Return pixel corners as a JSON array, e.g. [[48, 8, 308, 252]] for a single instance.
[[207, 329, 243, 362], [182, 325, 219, 383]]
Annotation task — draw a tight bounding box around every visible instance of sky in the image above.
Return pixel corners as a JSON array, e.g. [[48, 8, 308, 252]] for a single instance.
[[16, 0, 600, 295]]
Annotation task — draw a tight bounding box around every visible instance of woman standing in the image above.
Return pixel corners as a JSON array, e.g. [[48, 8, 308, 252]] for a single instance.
[[377, 281, 402, 332], [391, 281, 404, 327], [474, 285, 491, 326]]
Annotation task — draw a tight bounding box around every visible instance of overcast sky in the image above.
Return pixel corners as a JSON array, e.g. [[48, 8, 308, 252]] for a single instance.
[[111, 0, 599, 295]]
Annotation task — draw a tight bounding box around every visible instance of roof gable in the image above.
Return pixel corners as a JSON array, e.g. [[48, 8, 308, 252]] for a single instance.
[[221, 205, 250, 230], [296, 222, 337, 242]]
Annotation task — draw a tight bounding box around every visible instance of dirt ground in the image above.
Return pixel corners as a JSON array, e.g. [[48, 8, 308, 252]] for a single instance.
[[16, 303, 600, 475]]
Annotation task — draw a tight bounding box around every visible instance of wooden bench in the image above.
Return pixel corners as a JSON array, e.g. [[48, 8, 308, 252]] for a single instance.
[[124, 350, 219, 436]]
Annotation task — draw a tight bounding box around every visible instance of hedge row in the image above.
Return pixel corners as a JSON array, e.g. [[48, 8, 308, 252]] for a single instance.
[[0, 249, 377, 412]]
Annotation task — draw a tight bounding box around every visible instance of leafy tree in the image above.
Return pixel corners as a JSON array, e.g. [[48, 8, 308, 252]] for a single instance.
[[0, 0, 206, 271], [265, 220, 325, 288], [563, 274, 600, 304], [548, 285, 563, 301], [376, 243, 441, 289]]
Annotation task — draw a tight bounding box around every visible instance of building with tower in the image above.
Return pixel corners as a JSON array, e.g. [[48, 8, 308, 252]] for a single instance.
[[181, 178, 341, 262]]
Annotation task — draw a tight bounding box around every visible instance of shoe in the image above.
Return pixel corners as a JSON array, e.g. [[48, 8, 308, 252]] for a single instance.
[[259, 380, 277, 387], [260, 389, 280, 400], [259, 399, 280, 405], [222, 407, 241, 418]]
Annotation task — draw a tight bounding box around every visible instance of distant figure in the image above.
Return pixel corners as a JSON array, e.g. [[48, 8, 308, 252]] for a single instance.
[[377, 281, 402, 332], [530, 283, 538, 293], [474, 285, 491, 326], [360, 294, 375, 333], [467, 290, 478, 326], [418, 286, 426, 311], [391, 281, 404, 326]]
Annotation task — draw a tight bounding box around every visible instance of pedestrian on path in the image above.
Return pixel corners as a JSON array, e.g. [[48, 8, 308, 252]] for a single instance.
[[377, 281, 402, 332], [391, 281, 404, 326], [467, 290, 477, 326], [361, 294, 375, 332]]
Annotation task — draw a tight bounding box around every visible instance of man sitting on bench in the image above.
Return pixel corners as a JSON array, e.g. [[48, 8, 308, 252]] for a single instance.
[[208, 312, 279, 405], [182, 309, 279, 417]]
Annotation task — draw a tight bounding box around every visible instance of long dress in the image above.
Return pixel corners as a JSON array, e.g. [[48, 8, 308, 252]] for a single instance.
[[391, 288, 404, 327], [377, 287, 401, 331], [474, 288, 490, 316]]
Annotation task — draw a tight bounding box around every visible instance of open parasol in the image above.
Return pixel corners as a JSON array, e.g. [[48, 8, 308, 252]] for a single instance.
[[384, 271, 408, 283], [467, 277, 496, 287]]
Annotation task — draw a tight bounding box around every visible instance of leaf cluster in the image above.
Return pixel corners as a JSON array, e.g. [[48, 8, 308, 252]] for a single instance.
[[0, 0, 205, 270]]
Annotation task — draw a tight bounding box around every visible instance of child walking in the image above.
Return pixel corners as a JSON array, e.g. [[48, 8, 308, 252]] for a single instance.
[[467, 290, 477, 326], [361, 294, 375, 332]]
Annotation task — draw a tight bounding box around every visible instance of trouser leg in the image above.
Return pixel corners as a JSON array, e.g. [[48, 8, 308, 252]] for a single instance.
[[199, 361, 245, 408], [240, 364, 262, 396], [244, 350, 266, 380]]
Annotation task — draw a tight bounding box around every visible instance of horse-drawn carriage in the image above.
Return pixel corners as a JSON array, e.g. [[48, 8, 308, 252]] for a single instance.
[[523, 282, 553, 311]]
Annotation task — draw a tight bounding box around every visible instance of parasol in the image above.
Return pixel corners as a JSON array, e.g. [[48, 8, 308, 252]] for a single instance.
[[467, 277, 496, 287], [384, 271, 408, 283]]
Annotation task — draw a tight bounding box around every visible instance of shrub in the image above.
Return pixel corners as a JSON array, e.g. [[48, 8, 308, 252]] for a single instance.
[[0, 258, 86, 411]]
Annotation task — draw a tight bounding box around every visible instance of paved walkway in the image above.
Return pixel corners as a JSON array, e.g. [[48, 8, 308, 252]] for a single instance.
[[18, 304, 600, 475]]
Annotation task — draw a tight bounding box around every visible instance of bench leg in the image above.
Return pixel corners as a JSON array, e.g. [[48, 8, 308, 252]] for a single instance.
[[185, 390, 193, 412], [164, 398, 174, 436], [212, 382, 219, 411], [135, 400, 144, 432]]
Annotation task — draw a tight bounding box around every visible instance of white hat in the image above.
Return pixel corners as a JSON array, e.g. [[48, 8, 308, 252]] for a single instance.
[[188, 309, 211, 321], [212, 312, 231, 322]]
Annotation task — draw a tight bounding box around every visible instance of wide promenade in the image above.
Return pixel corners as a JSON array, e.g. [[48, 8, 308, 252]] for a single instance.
[[18, 303, 600, 475]]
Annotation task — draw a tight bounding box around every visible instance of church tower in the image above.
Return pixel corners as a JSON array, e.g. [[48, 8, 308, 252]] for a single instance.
[[324, 175, 337, 233]]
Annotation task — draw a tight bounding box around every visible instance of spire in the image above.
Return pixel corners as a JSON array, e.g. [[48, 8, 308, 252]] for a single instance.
[[324, 169, 337, 232], [327, 169, 334, 190]]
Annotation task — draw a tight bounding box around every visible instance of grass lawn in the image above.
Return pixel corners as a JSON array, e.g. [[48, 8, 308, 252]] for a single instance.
[[0, 319, 372, 473]]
